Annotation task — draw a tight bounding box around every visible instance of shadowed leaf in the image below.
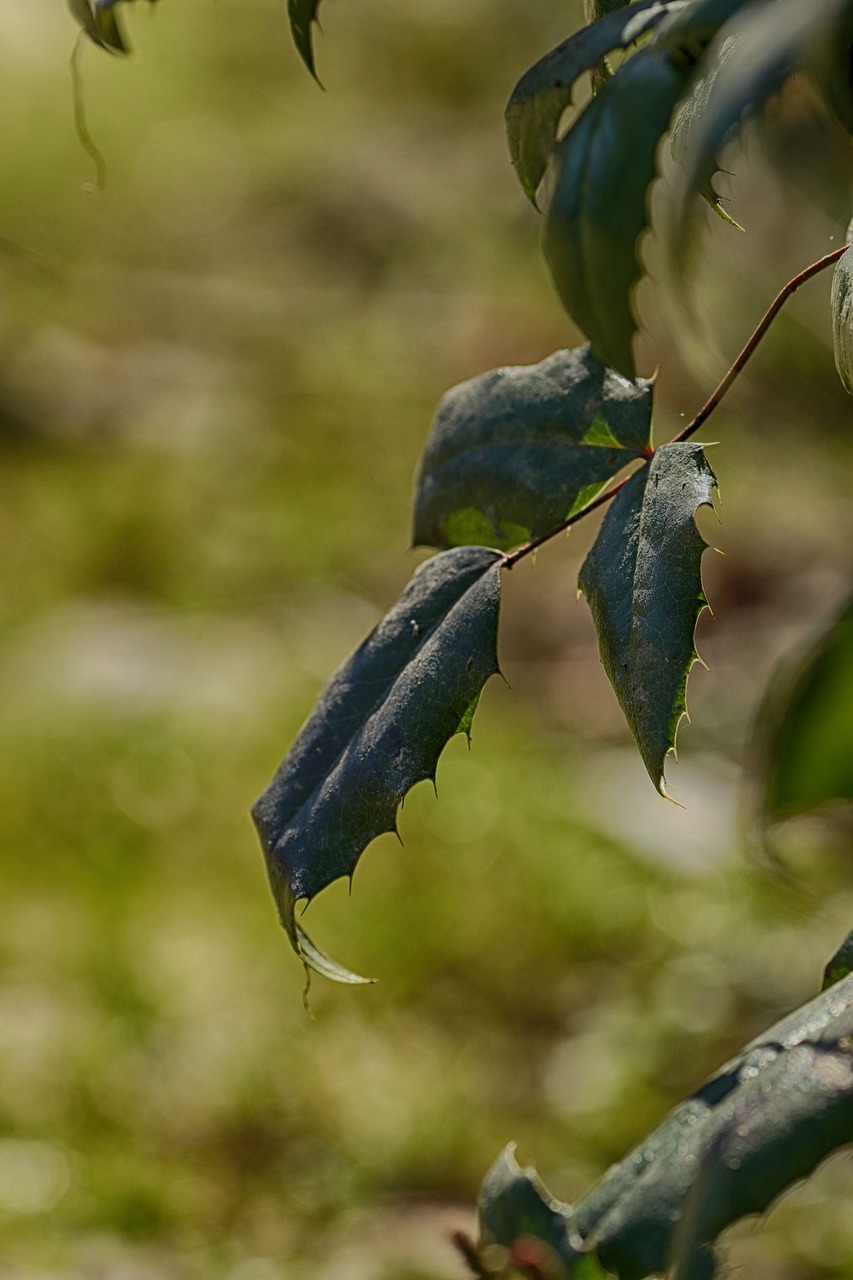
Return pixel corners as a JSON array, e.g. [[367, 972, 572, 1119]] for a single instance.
[[823, 929, 853, 991], [672, 0, 853, 234], [413, 346, 652, 551], [578, 442, 716, 791], [506, 0, 681, 204], [252, 546, 502, 981], [541, 46, 692, 378]]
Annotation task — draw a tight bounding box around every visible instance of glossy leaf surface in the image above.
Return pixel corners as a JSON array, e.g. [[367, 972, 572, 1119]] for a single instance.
[[506, 0, 680, 204], [252, 547, 502, 981], [578, 442, 716, 791], [413, 346, 652, 551], [541, 46, 692, 377]]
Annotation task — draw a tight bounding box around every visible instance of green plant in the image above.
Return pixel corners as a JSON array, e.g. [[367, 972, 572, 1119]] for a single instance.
[[69, 0, 853, 1276]]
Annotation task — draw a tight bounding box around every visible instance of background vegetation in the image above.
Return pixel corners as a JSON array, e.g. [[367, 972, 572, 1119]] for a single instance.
[[1, 2, 852, 1276]]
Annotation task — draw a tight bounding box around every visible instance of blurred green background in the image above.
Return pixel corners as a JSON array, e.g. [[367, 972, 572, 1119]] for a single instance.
[[1, 2, 853, 1277]]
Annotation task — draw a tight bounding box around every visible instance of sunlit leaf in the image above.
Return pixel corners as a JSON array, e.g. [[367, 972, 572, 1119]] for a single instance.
[[252, 546, 502, 982], [413, 345, 652, 551], [541, 46, 692, 378], [506, 0, 681, 204], [578, 442, 716, 791]]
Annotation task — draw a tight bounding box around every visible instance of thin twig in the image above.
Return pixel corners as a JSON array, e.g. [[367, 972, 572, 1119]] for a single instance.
[[503, 472, 634, 569], [673, 244, 849, 444], [502, 243, 848, 570]]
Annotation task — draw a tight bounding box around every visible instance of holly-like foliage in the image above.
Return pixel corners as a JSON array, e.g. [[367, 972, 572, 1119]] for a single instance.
[[73, 1, 853, 1277]]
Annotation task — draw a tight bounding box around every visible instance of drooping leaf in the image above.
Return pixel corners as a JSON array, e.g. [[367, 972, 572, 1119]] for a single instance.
[[505, 0, 682, 204], [756, 593, 853, 825], [482, 964, 853, 1279], [578, 442, 716, 792], [831, 225, 853, 394], [541, 46, 693, 378], [252, 546, 503, 981], [69, 0, 156, 54], [288, 0, 323, 79], [673, 0, 853, 231], [413, 345, 653, 551]]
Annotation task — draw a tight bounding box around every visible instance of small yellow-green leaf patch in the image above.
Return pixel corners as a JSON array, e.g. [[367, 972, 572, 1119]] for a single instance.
[[413, 346, 653, 551]]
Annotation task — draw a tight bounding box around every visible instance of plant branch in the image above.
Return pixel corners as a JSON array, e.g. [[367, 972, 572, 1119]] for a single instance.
[[502, 473, 633, 569], [673, 244, 849, 444]]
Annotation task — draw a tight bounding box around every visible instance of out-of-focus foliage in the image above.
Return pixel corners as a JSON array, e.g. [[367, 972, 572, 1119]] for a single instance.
[[476, 963, 853, 1279], [507, 0, 853, 377], [757, 594, 853, 825], [1, 1, 853, 1278]]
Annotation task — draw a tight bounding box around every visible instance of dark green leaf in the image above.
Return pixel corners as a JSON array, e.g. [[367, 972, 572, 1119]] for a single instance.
[[832, 227, 853, 395], [570, 972, 853, 1279], [578, 442, 716, 792], [288, 0, 323, 79], [541, 46, 692, 378], [584, 0, 632, 24], [757, 594, 853, 824], [252, 546, 503, 982], [413, 345, 653, 551], [823, 929, 853, 991], [478, 1146, 578, 1274], [505, 0, 680, 204]]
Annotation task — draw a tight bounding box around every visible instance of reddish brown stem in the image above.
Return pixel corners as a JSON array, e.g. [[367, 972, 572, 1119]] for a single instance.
[[502, 243, 848, 570]]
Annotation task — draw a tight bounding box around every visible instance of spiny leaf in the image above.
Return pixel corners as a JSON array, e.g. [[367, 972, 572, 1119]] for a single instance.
[[485, 964, 853, 1279], [756, 593, 853, 826], [413, 345, 653, 551], [252, 546, 502, 982], [823, 929, 853, 991], [672, 0, 853, 233], [570, 970, 853, 1278], [831, 225, 853, 394], [288, 0, 323, 79], [578, 442, 716, 792], [479, 1146, 575, 1265], [541, 45, 693, 378], [506, 0, 682, 204]]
